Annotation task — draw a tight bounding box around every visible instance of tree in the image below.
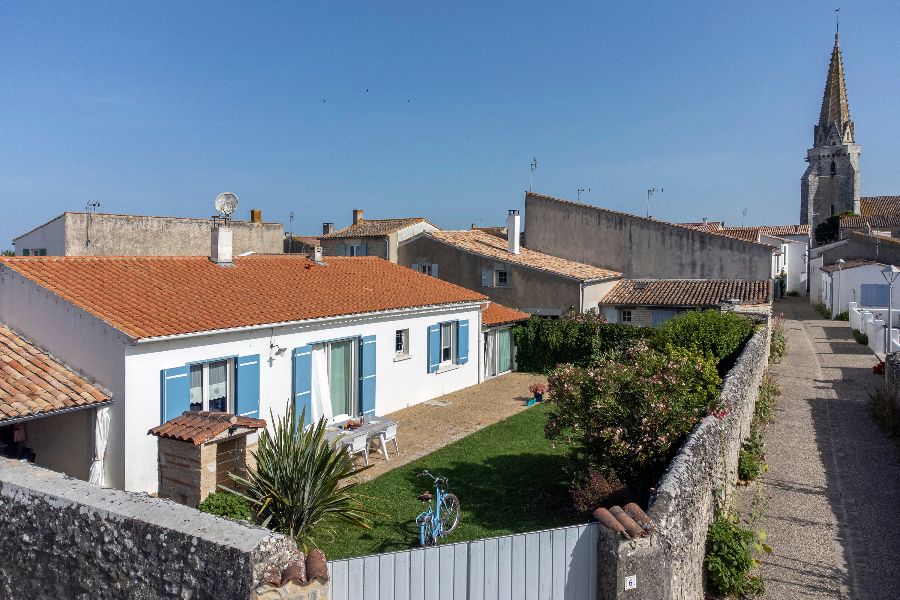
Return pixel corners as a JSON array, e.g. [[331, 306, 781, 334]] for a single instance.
[[229, 402, 374, 546], [1, 250, 14, 256], [814, 211, 855, 245]]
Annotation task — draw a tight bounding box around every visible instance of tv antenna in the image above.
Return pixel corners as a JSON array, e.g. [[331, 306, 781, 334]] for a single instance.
[[529, 157, 538, 192], [85, 200, 101, 212], [85, 200, 101, 246], [741, 207, 747, 227], [213, 192, 239, 225], [577, 187, 590, 201], [288, 211, 295, 254], [646, 187, 663, 218]]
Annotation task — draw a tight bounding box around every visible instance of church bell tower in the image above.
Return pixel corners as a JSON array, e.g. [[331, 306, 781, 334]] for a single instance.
[[801, 32, 861, 239]]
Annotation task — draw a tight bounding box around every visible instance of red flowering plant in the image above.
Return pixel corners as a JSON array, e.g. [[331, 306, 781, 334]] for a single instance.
[[873, 361, 885, 376], [544, 342, 721, 484], [529, 383, 547, 397]]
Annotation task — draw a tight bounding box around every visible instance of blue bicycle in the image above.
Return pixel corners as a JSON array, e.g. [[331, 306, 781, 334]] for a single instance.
[[415, 470, 460, 546]]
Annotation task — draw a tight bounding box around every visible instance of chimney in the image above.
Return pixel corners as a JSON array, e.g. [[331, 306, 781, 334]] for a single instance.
[[507, 210, 521, 255], [352, 209, 364, 225], [309, 246, 324, 264], [211, 222, 233, 266], [323, 222, 334, 235], [702, 217, 708, 225], [250, 209, 262, 224]]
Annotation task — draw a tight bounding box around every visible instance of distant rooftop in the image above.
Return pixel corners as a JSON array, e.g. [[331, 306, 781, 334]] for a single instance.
[[323, 218, 437, 239], [600, 279, 772, 307]]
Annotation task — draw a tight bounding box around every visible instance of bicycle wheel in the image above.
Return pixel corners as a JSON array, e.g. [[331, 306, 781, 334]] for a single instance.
[[440, 493, 460, 535]]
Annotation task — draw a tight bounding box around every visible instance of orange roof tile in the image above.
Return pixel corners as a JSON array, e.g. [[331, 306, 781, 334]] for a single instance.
[[426, 230, 621, 281], [860, 196, 900, 217], [148, 411, 267, 445], [599, 279, 772, 307], [482, 303, 530, 327], [0, 255, 486, 340], [323, 218, 437, 238], [0, 323, 111, 424]]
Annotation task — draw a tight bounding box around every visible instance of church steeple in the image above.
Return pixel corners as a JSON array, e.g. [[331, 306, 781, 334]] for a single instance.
[[815, 32, 854, 145]]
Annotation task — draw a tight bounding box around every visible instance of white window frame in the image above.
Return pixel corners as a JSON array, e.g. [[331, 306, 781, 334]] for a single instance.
[[327, 338, 359, 419], [347, 244, 363, 257], [620, 309, 632, 323], [495, 269, 509, 287], [439, 322, 456, 365], [395, 328, 410, 359], [189, 358, 235, 413]]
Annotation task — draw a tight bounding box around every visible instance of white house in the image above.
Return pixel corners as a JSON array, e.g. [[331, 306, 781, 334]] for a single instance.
[[820, 259, 899, 320], [0, 244, 490, 493]]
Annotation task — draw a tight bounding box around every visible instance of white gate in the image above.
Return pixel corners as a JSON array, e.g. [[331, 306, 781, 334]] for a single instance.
[[329, 522, 599, 600]]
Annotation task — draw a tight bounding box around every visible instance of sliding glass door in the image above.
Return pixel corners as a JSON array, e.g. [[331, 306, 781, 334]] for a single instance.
[[496, 328, 513, 375], [328, 339, 357, 418]]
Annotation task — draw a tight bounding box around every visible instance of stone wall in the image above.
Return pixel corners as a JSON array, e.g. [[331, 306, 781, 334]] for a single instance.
[[0, 457, 326, 600], [594, 324, 771, 600]]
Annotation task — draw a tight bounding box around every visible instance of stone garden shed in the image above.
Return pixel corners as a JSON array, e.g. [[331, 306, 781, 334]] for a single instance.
[[148, 411, 266, 507]]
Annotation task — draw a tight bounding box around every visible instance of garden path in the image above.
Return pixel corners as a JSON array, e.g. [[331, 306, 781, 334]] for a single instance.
[[357, 372, 547, 482], [758, 297, 900, 599]]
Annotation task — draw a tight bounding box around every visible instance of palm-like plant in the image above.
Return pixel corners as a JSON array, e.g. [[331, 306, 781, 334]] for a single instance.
[[228, 401, 373, 546]]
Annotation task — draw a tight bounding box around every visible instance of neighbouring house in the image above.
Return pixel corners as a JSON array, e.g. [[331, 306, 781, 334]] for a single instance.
[[320, 209, 440, 263], [839, 214, 900, 240], [481, 302, 529, 380], [819, 260, 898, 321], [599, 279, 773, 326], [0, 230, 488, 494], [398, 210, 622, 316], [809, 232, 900, 302], [12, 209, 284, 256], [284, 235, 321, 254], [0, 323, 112, 482], [860, 196, 900, 217], [524, 193, 773, 280]]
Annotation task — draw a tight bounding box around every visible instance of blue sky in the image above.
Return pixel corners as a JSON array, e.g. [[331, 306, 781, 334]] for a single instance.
[[2, 2, 899, 246]]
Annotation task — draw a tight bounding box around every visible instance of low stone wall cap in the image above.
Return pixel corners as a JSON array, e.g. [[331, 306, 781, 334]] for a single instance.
[[594, 504, 656, 539]]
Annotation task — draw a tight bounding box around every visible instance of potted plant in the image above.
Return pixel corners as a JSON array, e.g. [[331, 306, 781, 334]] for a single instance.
[[529, 383, 547, 403]]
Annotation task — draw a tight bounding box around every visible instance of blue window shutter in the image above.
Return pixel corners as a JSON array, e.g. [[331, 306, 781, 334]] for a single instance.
[[861, 284, 890, 307], [427, 325, 440, 373], [235, 354, 260, 418], [160, 366, 190, 424], [457, 320, 469, 364], [292, 345, 312, 429], [360, 335, 377, 415], [360, 242, 367, 256]]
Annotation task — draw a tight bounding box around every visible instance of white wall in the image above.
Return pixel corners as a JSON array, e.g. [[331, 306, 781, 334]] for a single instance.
[[123, 303, 482, 492], [785, 239, 807, 294], [13, 215, 67, 256], [823, 264, 893, 316], [810, 256, 824, 303], [396, 221, 440, 244], [0, 266, 128, 487], [582, 279, 620, 312]]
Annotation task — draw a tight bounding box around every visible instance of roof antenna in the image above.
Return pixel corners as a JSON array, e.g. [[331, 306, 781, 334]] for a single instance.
[[741, 207, 747, 227], [577, 187, 590, 201], [529, 157, 537, 192], [646, 187, 662, 218], [85, 200, 101, 247], [288, 211, 294, 254]]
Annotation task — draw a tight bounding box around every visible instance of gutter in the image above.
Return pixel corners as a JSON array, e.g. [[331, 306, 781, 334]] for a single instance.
[[133, 301, 486, 344], [0, 399, 113, 427]]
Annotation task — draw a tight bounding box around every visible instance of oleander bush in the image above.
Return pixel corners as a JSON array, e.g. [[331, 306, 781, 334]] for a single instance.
[[198, 491, 254, 522], [544, 343, 721, 484]]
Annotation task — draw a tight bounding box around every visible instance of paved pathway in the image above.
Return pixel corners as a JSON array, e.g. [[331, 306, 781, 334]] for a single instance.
[[759, 298, 900, 599]]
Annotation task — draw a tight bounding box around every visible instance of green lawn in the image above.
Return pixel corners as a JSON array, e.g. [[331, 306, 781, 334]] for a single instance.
[[318, 403, 581, 559]]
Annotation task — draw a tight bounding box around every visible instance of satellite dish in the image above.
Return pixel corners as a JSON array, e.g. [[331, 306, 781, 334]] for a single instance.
[[215, 192, 239, 217]]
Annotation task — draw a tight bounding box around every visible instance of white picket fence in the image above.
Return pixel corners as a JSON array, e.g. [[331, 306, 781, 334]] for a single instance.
[[329, 522, 599, 600]]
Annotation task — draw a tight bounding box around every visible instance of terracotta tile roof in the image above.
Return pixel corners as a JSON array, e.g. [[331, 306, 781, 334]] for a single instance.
[[681, 224, 809, 243], [0, 323, 111, 424], [860, 196, 900, 217], [710, 228, 762, 242], [820, 259, 885, 273], [850, 231, 900, 246], [482, 303, 530, 327], [680, 221, 724, 231], [426, 230, 621, 282], [323, 218, 436, 238], [840, 214, 900, 228], [148, 411, 266, 445], [754, 224, 810, 236], [0, 255, 486, 340], [599, 279, 772, 307]]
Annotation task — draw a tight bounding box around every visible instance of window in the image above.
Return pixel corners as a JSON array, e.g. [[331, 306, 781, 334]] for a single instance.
[[420, 264, 432, 276], [395, 329, 409, 357], [620, 309, 632, 323], [440, 322, 456, 364], [347, 244, 363, 256], [22, 249, 29, 256], [188, 359, 234, 412], [495, 270, 509, 287], [328, 339, 357, 418]]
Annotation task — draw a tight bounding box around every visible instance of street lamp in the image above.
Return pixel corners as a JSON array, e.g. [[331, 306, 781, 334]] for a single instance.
[[881, 265, 900, 357], [833, 259, 845, 318]]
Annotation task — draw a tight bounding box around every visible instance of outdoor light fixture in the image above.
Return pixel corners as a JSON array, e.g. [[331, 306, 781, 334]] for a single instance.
[[833, 259, 845, 318], [881, 265, 900, 363]]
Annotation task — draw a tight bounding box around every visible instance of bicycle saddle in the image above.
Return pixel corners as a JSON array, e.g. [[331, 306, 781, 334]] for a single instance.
[[417, 491, 433, 502]]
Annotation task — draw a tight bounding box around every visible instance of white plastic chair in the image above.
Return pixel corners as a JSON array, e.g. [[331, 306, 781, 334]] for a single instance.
[[377, 423, 399, 460], [347, 433, 369, 466]]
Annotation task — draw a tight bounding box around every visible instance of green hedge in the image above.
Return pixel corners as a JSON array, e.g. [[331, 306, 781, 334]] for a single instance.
[[655, 310, 753, 363], [512, 314, 653, 373]]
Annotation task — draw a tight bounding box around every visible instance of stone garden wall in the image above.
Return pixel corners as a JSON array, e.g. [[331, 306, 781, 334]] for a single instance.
[[0, 457, 327, 600]]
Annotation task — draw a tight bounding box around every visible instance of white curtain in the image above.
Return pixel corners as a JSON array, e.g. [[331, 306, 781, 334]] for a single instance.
[[89, 406, 111, 486], [310, 344, 334, 423], [485, 331, 495, 378]]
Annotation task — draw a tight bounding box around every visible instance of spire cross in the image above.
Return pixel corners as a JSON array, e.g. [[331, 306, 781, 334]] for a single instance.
[[835, 8, 840, 35]]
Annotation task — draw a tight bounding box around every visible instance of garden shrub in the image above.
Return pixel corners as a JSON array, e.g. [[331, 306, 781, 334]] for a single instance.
[[853, 330, 869, 345], [512, 312, 653, 373], [738, 426, 767, 482], [769, 315, 787, 364], [569, 469, 629, 513], [834, 311, 849, 321], [785, 290, 800, 297], [545, 343, 721, 482], [814, 302, 832, 319], [655, 310, 753, 367], [755, 374, 780, 425], [871, 384, 900, 436], [705, 511, 768, 598], [198, 491, 254, 522]]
